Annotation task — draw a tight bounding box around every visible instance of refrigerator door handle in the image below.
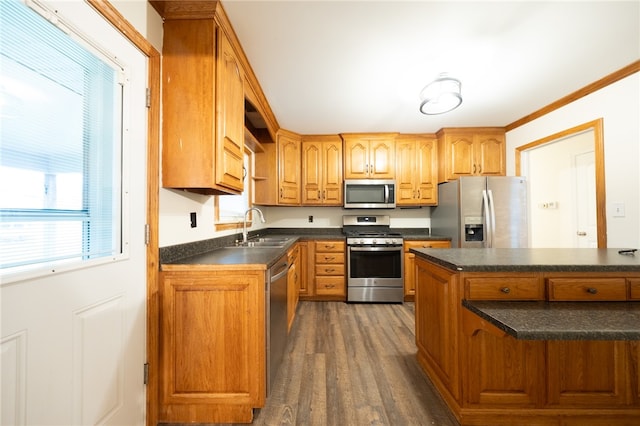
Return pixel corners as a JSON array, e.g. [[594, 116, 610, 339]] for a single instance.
[[488, 189, 497, 248], [482, 189, 492, 248]]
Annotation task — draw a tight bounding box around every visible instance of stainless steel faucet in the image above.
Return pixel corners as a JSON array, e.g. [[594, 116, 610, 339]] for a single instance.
[[243, 207, 266, 243]]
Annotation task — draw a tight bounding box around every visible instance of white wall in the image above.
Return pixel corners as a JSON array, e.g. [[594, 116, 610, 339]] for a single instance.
[[263, 206, 431, 230], [506, 73, 640, 248], [111, 1, 162, 51]]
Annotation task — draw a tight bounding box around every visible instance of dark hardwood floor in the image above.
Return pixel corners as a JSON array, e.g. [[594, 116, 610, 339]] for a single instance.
[[166, 301, 459, 426], [252, 301, 459, 426]]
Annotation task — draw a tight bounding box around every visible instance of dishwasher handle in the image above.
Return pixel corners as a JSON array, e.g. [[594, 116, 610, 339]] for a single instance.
[[270, 261, 289, 282]]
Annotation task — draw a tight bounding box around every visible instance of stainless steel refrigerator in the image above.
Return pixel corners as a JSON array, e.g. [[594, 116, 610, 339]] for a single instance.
[[431, 176, 528, 248]]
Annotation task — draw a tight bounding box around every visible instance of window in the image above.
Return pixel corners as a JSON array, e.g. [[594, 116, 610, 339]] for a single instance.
[[0, 0, 125, 277], [215, 148, 253, 229]]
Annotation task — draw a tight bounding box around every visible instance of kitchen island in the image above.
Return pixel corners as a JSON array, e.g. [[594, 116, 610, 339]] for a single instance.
[[411, 248, 640, 426]]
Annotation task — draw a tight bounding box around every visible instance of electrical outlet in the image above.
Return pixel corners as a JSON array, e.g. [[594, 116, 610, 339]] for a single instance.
[[190, 212, 197, 228], [308, 215, 313, 223]]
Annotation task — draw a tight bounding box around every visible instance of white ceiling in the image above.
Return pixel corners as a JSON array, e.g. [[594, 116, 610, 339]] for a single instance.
[[221, 0, 640, 135]]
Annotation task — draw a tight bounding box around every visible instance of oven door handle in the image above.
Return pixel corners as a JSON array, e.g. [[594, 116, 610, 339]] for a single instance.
[[349, 246, 402, 252]]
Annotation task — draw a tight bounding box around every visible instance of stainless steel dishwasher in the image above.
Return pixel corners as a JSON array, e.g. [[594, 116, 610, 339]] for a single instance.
[[266, 253, 289, 395]]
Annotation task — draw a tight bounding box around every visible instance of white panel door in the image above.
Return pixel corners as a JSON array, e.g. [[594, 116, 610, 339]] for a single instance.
[[0, 1, 147, 424], [574, 150, 597, 248]]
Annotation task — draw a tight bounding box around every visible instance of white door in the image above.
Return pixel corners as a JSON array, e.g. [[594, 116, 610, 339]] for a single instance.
[[1, 1, 147, 424], [574, 150, 598, 247]]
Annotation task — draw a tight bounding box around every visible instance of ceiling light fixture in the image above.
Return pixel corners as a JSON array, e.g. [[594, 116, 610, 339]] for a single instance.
[[419, 74, 462, 115]]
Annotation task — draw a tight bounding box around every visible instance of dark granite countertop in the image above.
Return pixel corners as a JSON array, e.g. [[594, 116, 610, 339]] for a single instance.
[[161, 236, 299, 269], [160, 227, 449, 265], [411, 248, 640, 272], [463, 300, 640, 340]]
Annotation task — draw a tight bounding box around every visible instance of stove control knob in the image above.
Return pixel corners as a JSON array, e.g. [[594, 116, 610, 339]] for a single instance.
[[372, 239, 377, 245]]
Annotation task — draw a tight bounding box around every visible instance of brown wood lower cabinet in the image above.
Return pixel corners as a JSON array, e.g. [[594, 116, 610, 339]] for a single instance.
[[415, 257, 640, 425], [287, 243, 300, 332], [462, 310, 545, 407], [547, 340, 630, 407], [298, 239, 346, 300], [403, 240, 450, 301], [159, 267, 266, 423]]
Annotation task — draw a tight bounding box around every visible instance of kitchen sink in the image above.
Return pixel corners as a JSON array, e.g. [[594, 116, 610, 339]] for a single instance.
[[230, 237, 294, 248]]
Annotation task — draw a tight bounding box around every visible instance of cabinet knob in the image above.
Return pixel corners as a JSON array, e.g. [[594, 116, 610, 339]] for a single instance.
[[500, 287, 511, 294], [586, 287, 598, 294]]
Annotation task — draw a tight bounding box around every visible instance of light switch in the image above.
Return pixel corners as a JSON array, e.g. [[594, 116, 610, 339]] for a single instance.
[[612, 203, 625, 217]]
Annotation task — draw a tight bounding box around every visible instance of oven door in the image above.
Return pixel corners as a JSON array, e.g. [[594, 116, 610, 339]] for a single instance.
[[347, 245, 403, 288]]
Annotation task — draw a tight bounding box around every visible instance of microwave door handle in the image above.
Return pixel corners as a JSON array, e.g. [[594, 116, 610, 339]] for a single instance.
[[384, 184, 390, 204]]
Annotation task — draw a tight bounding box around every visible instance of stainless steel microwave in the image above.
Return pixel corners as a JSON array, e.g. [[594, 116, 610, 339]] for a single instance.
[[343, 179, 396, 209]]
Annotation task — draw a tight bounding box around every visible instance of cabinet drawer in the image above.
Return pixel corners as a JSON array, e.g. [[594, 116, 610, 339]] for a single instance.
[[404, 240, 450, 251], [547, 278, 627, 301], [315, 264, 345, 276], [630, 279, 640, 300], [316, 276, 345, 295], [314, 241, 345, 252], [465, 276, 544, 300], [315, 253, 345, 264]]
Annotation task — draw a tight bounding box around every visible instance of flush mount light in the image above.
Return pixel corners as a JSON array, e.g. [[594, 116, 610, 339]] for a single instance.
[[419, 74, 462, 115]]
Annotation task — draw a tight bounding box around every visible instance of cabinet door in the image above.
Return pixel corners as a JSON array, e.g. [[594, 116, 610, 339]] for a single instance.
[[369, 139, 395, 179], [278, 132, 301, 204], [302, 139, 343, 205], [449, 135, 475, 177], [632, 341, 640, 403], [415, 138, 437, 204], [414, 258, 460, 399], [301, 141, 322, 204], [322, 140, 343, 204], [287, 256, 297, 333], [547, 341, 630, 407], [395, 139, 416, 205], [403, 240, 450, 298], [475, 134, 505, 176], [462, 308, 544, 407], [215, 30, 244, 192], [343, 138, 369, 179], [160, 270, 264, 422]]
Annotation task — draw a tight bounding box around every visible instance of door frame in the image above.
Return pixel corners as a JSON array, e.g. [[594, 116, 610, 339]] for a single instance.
[[515, 118, 607, 248], [85, 2, 160, 425]]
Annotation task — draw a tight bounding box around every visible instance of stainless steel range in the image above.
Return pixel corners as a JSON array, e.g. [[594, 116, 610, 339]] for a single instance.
[[343, 215, 404, 303]]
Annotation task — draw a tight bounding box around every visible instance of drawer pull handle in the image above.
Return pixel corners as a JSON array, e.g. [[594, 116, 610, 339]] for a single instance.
[[324, 245, 335, 249], [586, 287, 598, 294], [325, 268, 335, 273], [325, 284, 335, 289], [500, 287, 511, 294], [325, 256, 335, 261]]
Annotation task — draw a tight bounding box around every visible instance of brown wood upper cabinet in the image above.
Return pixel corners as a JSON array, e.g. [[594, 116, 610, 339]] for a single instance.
[[342, 133, 397, 179], [161, 18, 245, 195], [436, 128, 505, 183], [301, 135, 343, 205], [395, 135, 438, 206], [278, 129, 301, 205]]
